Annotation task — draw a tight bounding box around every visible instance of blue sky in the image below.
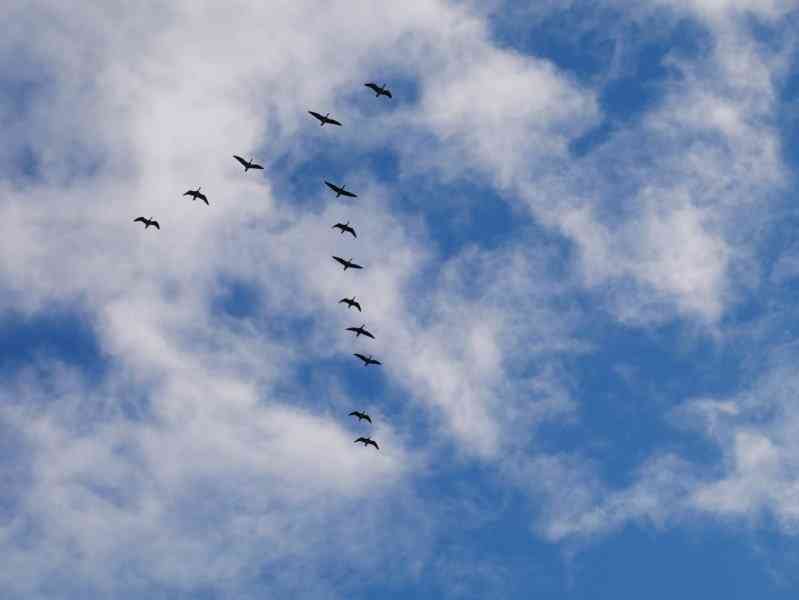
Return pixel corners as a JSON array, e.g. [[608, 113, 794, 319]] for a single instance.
[[2, 1, 799, 598]]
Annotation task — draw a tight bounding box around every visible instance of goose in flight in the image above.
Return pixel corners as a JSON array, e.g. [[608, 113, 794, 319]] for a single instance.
[[233, 155, 264, 172], [183, 187, 209, 205], [133, 217, 160, 230], [333, 256, 363, 271], [332, 221, 357, 238], [353, 353, 381, 367], [346, 324, 375, 340], [324, 181, 357, 198], [354, 436, 379, 450], [349, 410, 372, 423], [364, 82, 392, 98], [339, 297, 362, 312], [308, 111, 342, 126]]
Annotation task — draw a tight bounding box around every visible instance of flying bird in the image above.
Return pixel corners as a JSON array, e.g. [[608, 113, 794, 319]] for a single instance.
[[324, 181, 357, 198], [183, 187, 209, 205], [339, 297, 362, 312], [233, 155, 264, 172], [133, 217, 160, 230], [349, 410, 372, 423], [332, 221, 357, 238], [354, 436, 379, 450], [364, 82, 392, 98], [333, 256, 363, 271], [346, 324, 375, 340], [308, 111, 342, 126], [353, 353, 381, 367]]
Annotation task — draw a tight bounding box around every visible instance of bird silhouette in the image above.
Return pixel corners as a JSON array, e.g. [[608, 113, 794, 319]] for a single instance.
[[183, 187, 209, 205], [346, 324, 375, 340], [332, 221, 357, 238], [324, 181, 357, 198], [364, 82, 392, 98], [353, 353, 381, 366], [349, 410, 372, 423], [233, 155, 264, 172], [133, 217, 160, 230], [354, 436, 379, 450], [339, 297, 362, 312], [333, 256, 363, 271], [308, 111, 342, 126]]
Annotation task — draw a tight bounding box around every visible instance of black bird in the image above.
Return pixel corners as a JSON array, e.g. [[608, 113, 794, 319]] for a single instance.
[[333, 256, 363, 271], [349, 410, 372, 423], [354, 353, 381, 367], [332, 221, 357, 238], [233, 155, 264, 172], [183, 187, 209, 205], [339, 297, 362, 312], [354, 436, 379, 450], [308, 111, 342, 126], [324, 181, 357, 198], [346, 324, 375, 340], [364, 82, 392, 98], [133, 217, 160, 230]]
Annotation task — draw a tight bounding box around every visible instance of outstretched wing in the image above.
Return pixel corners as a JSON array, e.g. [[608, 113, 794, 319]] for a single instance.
[[368, 439, 379, 449], [152, 221, 160, 230], [338, 298, 349, 304], [327, 117, 342, 126], [233, 155, 249, 168], [349, 411, 360, 417], [182, 190, 193, 197], [383, 89, 392, 98], [363, 414, 372, 423], [332, 223, 343, 231], [133, 217, 146, 224], [340, 189, 357, 198], [346, 227, 357, 238], [370, 358, 382, 366], [352, 301, 362, 312], [365, 83, 378, 92], [354, 437, 367, 444], [349, 261, 363, 270], [308, 111, 323, 122], [345, 327, 358, 334], [324, 181, 339, 194], [353, 353, 368, 363], [250, 162, 264, 170], [362, 330, 375, 340], [332, 256, 347, 267]]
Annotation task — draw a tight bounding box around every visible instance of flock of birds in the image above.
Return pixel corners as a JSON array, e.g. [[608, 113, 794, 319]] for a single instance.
[[133, 82, 394, 451]]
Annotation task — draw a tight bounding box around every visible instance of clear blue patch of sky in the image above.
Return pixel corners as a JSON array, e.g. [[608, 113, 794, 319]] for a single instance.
[[0, 305, 107, 378], [487, 4, 712, 156], [537, 316, 743, 487]]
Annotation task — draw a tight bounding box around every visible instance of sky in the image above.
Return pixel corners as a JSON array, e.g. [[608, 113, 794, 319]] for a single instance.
[[1, 0, 799, 598]]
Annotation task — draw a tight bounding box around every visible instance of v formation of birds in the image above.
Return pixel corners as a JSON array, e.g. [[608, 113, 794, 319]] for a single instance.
[[134, 82, 392, 451]]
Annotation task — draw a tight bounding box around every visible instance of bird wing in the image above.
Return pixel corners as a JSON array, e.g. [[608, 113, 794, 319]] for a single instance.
[[354, 353, 368, 362], [197, 193, 208, 202], [324, 181, 339, 193], [332, 256, 347, 267], [354, 437, 367, 444], [153, 221, 160, 229], [233, 155, 249, 168], [353, 302, 362, 312], [332, 223, 343, 230], [345, 327, 358, 333], [369, 440, 379, 449], [371, 358, 382, 365], [349, 411, 359, 417], [384, 89, 393, 98], [338, 298, 348, 304], [133, 217, 146, 223], [341, 189, 357, 198], [309, 111, 323, 121], [251, 162, 264, 170], [182, 190, 193, 196], [347, 227, 357, 238], [327, 117, 342, 126], [363, 331, 375, 340], [365, 83, 378, 91], [349, 261, 363, 269], [364, 415, 372, 423]]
